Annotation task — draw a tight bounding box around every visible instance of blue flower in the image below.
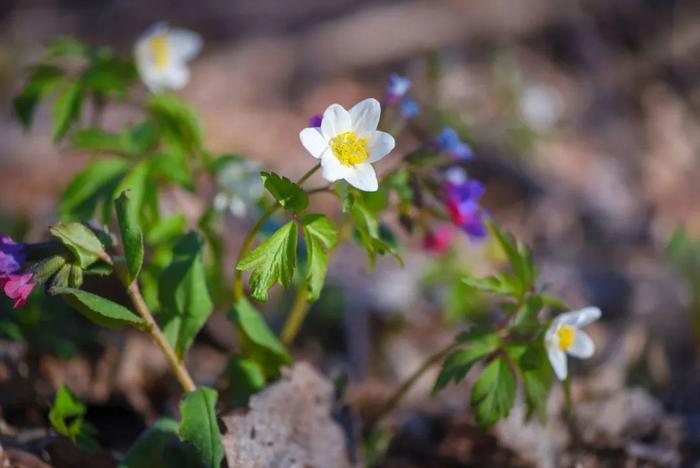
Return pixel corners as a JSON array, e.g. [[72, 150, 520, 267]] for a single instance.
[[308, 114, 323, 128], [400, 96, 420, 118], [386, 73, 411, 104], [444, 178, 487, 240], [436, 128, 473, 161], [0, 235, 24, 276]]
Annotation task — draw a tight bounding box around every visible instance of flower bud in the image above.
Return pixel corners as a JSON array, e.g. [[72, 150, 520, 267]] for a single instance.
[[51, 264, 72, 289], [29, 255, 67, 285], [69, 265, 83, 288]]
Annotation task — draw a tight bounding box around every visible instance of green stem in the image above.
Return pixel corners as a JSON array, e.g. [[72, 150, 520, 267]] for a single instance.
[[280, 281, 310, 346], [232, 163, 321, 301], [367, 342, 458, 427]]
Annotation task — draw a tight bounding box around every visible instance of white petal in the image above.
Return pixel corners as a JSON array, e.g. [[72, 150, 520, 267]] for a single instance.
[[567, 330, 595, 359], [321, 104, 351, 140], [321, 152, 349, 182], [344, 162, 378, 192], [349, 98, 380, 133], [137, 62, 165, 92], [547, 346, 568, 380], [367, 130, 395, 163], [161, 64, 190, 90], [299, 127, 328, 159], [168, 28, 202, 61], [558, 307, 602, 328]]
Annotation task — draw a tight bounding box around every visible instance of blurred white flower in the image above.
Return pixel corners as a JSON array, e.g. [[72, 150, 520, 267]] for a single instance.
[[213, 160, 264, 217], [134, 23, 202, 92], [299, 98, 395, 192], [520, 85, 562, 131], [545, 307, 601, 380]]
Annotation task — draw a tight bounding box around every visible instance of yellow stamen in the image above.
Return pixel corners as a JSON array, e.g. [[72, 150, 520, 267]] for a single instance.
[[149, 34, 170, 70], [331, 131, 369, 166], [556, 324, 576, 351]]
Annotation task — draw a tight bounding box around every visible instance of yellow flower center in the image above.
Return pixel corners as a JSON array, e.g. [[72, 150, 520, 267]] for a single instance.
[[331, 131, 369, 166], [556, 324, 576, 351], [149, 34, 170, 70]]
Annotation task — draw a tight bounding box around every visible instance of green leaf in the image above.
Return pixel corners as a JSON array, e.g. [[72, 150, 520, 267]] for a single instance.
[[148, 93, 203, 153], [116, 191, 144, 284], [51, 286, 144, 329], [230, 298, 291, 376], [512, 295, 543, 334], [237, 220, 298, 301], [539, 294, 570, 312], [462, 273, 522, 296], [224, 356, 267, 406], [261, 172, 308, 213], [351, 198, 402, 268], [50, 223, 106, 268], [119, 418, 180, 468], [470, 357, 516, 427], [83, 56, 137, 97], [12, 65, 64, 130], [147, 214, 187, 246], [112, 160, 149, 225], [44, 37, 90, 59], [48, 385, 99, 452], [179, 387, 223, 468], [159, 232, 213, 359], [434, 329, 499, 393], [301, 214, 338, 302], [489, 221, 535, 294], [53, 80, 85, 142], [59, 158, 130, 222], [150, 151, 194, 191]]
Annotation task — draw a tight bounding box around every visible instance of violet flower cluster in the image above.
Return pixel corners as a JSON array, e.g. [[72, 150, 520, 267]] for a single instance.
[[0, 235, 34, 308]]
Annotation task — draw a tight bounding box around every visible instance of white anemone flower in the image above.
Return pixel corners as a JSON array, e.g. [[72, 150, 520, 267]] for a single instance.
[[299, 98, 395, 192], [545, 307, 601, 380], [134, 23, 202, 92]]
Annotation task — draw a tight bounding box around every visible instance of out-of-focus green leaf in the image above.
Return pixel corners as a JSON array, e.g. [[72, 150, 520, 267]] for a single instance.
[[261, 172, 308, 213], [44, 37, 90, 59], [52, 80, 85, 142], [434, 329, 499, 393], [159, 232, 213, 359], [51, 286, 144, 329], [224, 356, 267, 407], [512, 295, 543, 334], [59, 158, 130, 222], [119, 418, 179, 468], [237, 221, 298, 301], [49, 385, 98, 452], [351, 197, 402, 268], [461, 273, 521, 296], [148, 93, 203, 153], [470, 356, 516, 427], [12, 65, 65, 130], [179, 387, 223, 468], [147, 214, 187, 246]]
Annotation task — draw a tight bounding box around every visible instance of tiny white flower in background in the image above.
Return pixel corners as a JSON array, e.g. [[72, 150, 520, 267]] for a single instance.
[[299, 98, 395, 192], [134, 23, 202, 92], [545, 307, 601, 380], [213, 160, 265, 217]]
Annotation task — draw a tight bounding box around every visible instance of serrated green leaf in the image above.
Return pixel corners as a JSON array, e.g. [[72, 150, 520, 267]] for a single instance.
[[512, 295, 543, 334], [230, 298, 291, 376], [119, 418, 179, 468], [148, 93, 203, 153], [261, 172, 308, 213], [488, 221, 535, 294], [462, 273, 521, 296], [52, 286, 144, 329], [12, 65, 65, 130], [237, 221, 298, 301], [351, 198, 402, 268], [49, 385, 99, 453], [53, 80, 84, 142], [470, 357, 516, 427], [159, 232, 213, 359], [59, 158, 130, 222], [50, 223, 106, 268], [434, 329, 499, 393], [115, 191, 144, 284], [179, 387, 223, 468], [302, 214, 338, 302]]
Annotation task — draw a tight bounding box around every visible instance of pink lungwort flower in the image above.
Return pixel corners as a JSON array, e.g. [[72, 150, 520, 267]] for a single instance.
[[0, 273, 35, 308], [423, 226, 455, 254]]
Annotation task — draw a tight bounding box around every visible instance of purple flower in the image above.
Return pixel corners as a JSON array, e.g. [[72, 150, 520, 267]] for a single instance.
[[400, 96, 420, 118], [0, 235, 25, 276], [445, 178, 487, 240], [423, 225, 455, 254], [308, 114, 323, 128], [0, 272, 34, 308], [436, 128, 473, 161], [386, 74, 411, 104]]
